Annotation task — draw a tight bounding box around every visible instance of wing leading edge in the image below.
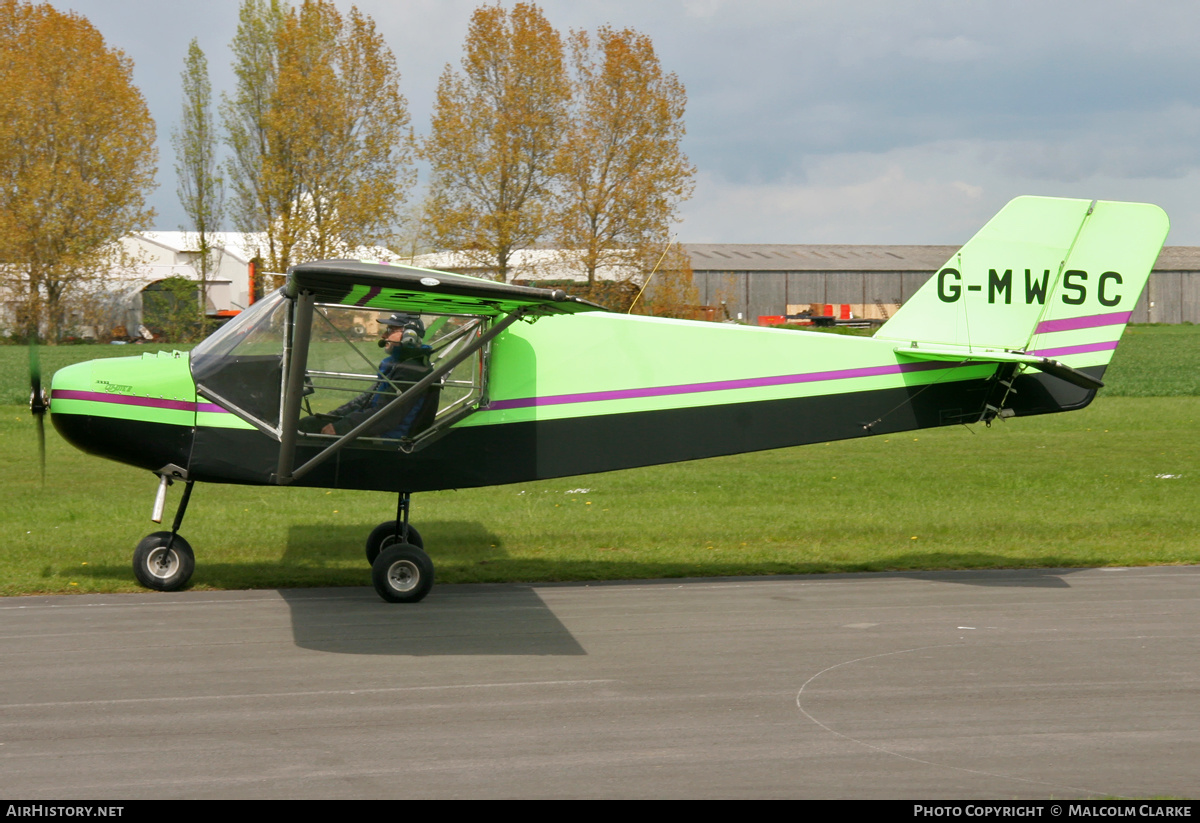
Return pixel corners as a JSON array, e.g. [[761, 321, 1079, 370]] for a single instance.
[[286, 259, 606, 316]]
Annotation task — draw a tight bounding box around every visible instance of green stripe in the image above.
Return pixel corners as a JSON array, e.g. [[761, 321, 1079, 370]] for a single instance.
[[343, 284, 373, 305]]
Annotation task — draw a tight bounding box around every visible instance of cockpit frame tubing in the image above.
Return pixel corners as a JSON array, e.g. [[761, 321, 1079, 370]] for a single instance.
[[276, 290, 316, 482], [274, 304, 530, 485]]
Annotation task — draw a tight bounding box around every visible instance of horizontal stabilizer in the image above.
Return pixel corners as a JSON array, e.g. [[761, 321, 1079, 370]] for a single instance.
[[895, 345, 1104, 390]]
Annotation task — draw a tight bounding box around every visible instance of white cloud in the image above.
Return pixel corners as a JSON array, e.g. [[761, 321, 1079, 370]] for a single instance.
[[680, 151, 996, 244], [52, 0, 1200, 245], [680, 138, 1200, 245], [901, 35, 992, 63]]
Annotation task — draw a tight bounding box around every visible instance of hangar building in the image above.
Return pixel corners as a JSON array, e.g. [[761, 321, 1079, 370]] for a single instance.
[[685, 244, 1200, 325]]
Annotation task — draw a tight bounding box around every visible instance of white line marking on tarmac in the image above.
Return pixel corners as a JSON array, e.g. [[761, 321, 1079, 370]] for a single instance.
[[795, 643, 1104, 798], [0, 679, 617, 710]]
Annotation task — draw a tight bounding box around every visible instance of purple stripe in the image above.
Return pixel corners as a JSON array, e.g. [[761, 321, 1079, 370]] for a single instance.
[[488, 361, 952, 411], [1035, 311, 1131, 334], [355, 286, 382, 307], [1029, 341, 1119, 359], [52, 389, 198, 412]]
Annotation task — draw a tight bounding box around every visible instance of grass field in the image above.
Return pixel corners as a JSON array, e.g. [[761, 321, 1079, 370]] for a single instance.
[[1, 325, 1196, 595], [1098, 324, 1200, 396]]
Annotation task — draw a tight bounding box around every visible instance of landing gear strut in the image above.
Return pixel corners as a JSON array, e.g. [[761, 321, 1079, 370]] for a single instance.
[[369, 492, 433, 603], [133, 471, 196, 592]]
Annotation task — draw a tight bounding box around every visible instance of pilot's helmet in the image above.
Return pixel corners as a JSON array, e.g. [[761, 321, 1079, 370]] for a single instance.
[[378, 313, 425, 350], [379, 313, 425, 337]]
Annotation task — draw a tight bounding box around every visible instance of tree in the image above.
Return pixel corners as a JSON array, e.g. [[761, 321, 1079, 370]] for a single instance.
[[222, 0, 286, 265], [557, 26, 694, 288], [272, 0, 413, 263], [223, 0, 413, 279], [142, 276, 204, 343], [172, 38, 224, 333], [627, 241, 699, 319], [0, 0, 156, 341], [423, 2, 569, 282]]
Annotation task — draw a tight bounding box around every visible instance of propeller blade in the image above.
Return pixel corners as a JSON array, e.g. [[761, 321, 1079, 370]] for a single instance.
[[29, 338, 47, 481], [35, 410, 45, 483], [29, 337, 40, 400]]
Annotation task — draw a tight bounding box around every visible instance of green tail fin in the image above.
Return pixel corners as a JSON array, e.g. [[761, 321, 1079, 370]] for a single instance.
[[876, 196, 1169, 374]]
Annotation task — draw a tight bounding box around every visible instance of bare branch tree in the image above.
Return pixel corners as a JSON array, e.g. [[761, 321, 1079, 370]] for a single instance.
[[173, 37, 225, 332]]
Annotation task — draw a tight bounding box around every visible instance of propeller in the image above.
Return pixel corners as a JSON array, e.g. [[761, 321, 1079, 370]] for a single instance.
[[29, 339, 47, 481]]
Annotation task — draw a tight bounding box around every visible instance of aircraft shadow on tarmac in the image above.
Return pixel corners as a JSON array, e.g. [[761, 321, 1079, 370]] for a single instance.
[[269, 544, 1089, 654], [67, 532, 1093, 655], [892, 563, 1085, 589], [276, 584, 587, 656], [276, 521, 586, 656]]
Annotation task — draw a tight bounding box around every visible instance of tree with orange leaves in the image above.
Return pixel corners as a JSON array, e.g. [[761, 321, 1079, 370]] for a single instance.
[[224, 0, 413, 277], [0, 0, 157, 341], [423, 2, 570, 283], [557, 26, 695, 290]]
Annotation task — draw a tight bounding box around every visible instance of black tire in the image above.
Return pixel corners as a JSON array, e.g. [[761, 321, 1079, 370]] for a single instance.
[[133, 532, 195, 591], [365, 520, 423, 564], [371, 544, 434, 603]]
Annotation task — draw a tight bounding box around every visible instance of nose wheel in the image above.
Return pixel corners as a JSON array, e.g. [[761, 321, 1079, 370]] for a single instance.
[[133, 532, 195, 591], [133, 473, 196, 592]]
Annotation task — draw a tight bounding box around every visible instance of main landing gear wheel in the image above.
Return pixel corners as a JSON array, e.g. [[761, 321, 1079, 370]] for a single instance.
[[133, 531, 195, 591], [365, 520, 423, 564], [371, 544, 434, 603]]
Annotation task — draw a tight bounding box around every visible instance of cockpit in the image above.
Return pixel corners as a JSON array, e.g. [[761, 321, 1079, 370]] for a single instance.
[[190, 259, 602, 486], [190, 288, 489, 450]]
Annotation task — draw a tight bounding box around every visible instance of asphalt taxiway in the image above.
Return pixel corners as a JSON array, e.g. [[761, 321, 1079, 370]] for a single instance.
[[1, 566, 1197, 799]]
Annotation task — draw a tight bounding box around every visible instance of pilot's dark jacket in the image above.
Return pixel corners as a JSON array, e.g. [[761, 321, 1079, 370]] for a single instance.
[[326, 346, 433, 438]]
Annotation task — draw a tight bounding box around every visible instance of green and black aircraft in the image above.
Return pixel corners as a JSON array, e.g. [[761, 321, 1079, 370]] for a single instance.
[[36, 197, 1169, 602]]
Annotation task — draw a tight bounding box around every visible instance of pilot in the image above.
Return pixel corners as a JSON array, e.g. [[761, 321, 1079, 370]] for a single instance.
[[300, 313, 434, 438]]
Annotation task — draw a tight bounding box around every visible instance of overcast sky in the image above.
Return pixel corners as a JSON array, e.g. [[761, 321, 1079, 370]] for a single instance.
[[59, 0, 1200, 245]]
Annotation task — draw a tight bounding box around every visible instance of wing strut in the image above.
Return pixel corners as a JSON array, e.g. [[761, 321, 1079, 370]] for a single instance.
[[273, 303, 531, 486]]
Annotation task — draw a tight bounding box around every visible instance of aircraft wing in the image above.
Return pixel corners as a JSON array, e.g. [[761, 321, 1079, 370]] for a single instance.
[[895, 344, 1104, 390], [286, 259, 606, 316]]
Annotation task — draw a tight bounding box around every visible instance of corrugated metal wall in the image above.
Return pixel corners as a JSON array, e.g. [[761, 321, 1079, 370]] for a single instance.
[[694, 270, 1200, 324]]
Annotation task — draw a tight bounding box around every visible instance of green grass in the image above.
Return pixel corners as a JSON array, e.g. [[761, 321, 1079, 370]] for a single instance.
[[1, 342, 186, 404], [1098, 324, 1200, 396], [1, 324, 1197, 595], [1, 396, 1197, 595]]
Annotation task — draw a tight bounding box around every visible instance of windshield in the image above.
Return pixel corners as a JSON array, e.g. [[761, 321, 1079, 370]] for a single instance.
[[191, 290, 288, 429]]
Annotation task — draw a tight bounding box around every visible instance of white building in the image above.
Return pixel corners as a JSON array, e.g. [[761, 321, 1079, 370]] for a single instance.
[[406, 249, 642, 283], [0, 232, 256, 339], [0, 236, 646, 339], [124, 231, 258, 315]]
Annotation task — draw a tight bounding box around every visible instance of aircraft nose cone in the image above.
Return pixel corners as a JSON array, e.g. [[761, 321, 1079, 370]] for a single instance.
[[49, 354, 196, 472]]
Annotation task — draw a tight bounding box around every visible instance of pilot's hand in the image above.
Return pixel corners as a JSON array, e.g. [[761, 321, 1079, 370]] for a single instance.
[[322, 423, 336, 435]]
